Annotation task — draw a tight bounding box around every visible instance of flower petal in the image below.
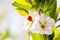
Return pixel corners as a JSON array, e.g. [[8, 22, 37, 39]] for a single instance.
[[30, 19, 40, 33], [29, 10, 40, 21], [39, 29, 45, 35], [30, 19, 44, 34], [33, 10, 39, 16], [39, 13, 47, 24], [46, 17, 55, 27], [44, 27, 53, 35], [23, 19, 32, 30], [44, 29, 52, 35]]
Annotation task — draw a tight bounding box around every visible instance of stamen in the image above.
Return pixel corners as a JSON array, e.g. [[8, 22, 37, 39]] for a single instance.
[[41, 24, 45, 29], [39, 21, 45, 29]]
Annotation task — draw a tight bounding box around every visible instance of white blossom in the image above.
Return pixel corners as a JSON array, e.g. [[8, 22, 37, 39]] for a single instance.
[[30, 13, 55, 35]]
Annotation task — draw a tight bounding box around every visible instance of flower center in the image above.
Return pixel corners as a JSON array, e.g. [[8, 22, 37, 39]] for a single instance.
[[39, 21, 46, 29], [41, 24, 45, 29]]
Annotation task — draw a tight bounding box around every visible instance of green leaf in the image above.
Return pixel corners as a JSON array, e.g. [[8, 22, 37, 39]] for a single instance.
[[54, 7, 60, 22], [46, 0, 55, 11], [26, 0, 32, 5], [32, 33, 44, 40], [12, 1, 35, 16], [33, 0, 58, 20], [33, 0, 44, 10], [46, 0, 57, 21], [12, 1, 32, 12], [56, 7, 60, 21]]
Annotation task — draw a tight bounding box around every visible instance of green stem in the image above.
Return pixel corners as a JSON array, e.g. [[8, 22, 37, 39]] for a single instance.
[[47, 35, 49, 40], [27, 30, 33, 40], [27, 30, 30, 40], [43, 35, 49, 40]]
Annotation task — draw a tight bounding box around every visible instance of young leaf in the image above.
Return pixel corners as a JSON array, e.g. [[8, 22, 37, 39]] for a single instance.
[[12, 1, 33, 16], [16, 0, 32, 7], [32, 33, 44, 40], [16, 9, 29, 16], [12, 1, 32, 11]]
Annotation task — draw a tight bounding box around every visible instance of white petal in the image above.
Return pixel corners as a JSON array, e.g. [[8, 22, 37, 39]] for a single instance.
[[23, 19, 32, 30], [39, 29, 45, 35], [34, 16, 40, 21], [44, 28, 52, 35], [33, 10, 39, 16], [40, 13, 47, 24], [46, 17, 55, 27], [29, 10, 40, 21], [39, 24, 52, 35], [30, 19, 40, 33], [30, 19, 44, 34]]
